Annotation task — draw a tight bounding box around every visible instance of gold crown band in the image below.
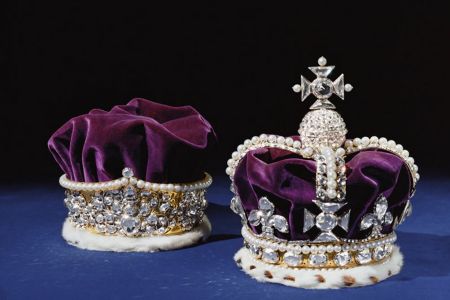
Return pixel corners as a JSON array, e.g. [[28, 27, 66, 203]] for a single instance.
[[242, 227, 396, 269], [62, 170, 212, 237]]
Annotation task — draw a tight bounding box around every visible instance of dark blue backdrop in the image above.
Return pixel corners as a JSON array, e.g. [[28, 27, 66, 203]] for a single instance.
[[1, 176, 449, 300]]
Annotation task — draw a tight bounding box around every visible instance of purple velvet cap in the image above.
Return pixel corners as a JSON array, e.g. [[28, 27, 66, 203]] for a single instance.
[[233, 143, 413, 241], [48, 98, 217, 183]]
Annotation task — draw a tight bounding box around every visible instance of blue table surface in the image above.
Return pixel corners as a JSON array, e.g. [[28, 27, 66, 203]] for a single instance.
[[1, 176, 450, 300]]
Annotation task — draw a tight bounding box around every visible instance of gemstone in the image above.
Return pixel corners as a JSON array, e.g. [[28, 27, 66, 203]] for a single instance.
[[95, 214, 104, 223], [333, 74, 345, 98], [123, 186, 137, 202], [157, 227, 167, 234], [150, 198, 159, 207], [106, 225, 116, 234], [230, 196, 244, 217], [262, 248, 279, 264], [120, 216, 140, 235], [360, 214, 377, 230], [383, 212, 393, 225], [140, 191, 151, 198], [270, 215, 289, 233], [317, 175, 327, 187], [283, 252, 301, 267], [248, 210, 261, 226], [356, 249, 372, 264], [122, 167, 134, 178], [162, 194, 171, 202], [258, 197, 274, 213], [112, 201, 122, 214], [95, 224, 106, 233], [139, 203, 151, 216], [375, 196, 388, 219], [262, 226, 274, 236], [103, 196, 113, 206], [373, 246, 387, 261], [69, 203, 81, 215], [92, 198, 104, 210], [146, 225, 156, 234], [146, 214, 158, 226], [334, 251, 351, 266], [309, 253, 327, 266], [337, 176, 346, 186], [76, 216, 87, 226], [312, 78, 333, 99], [159, 203, 171, 213], [309, 66, 334, 77], [303, 209, 316, 232], [105, 213, 114, 223], [313, 200, 345, 213], [336, 190, 346, 200], [123, 204, 137, 216], [318, 164, 327, 174], [316, 189, 326, 200], [314, 232, 339, 242], [338, 211, 350, 231], [72, 194, 86, 205], [104, 190, 121, 204], [315, 212, 337, 231], [158, 216, 168, 227]]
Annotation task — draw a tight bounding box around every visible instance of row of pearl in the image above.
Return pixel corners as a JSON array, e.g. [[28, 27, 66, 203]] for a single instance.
[[316, 147, 346, 199], [344, 136, 419, 185], [59, 173, 213, 192], [242, 227, 396, 254], [225, 134, 315, 178]]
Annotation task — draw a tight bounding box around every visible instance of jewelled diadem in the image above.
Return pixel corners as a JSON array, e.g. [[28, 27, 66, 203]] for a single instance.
[[61, 168, 212, 237], [228, 57, 419, 279]]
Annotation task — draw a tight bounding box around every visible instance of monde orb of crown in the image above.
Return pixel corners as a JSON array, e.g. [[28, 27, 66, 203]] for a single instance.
[[298, 109, 347, 149], [293, 56, 353, 150]]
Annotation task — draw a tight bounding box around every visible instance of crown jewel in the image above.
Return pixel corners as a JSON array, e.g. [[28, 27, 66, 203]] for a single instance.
[[292, 56, 353, 110], [227, 57, 419, 288], [293, 57, 352, 150]]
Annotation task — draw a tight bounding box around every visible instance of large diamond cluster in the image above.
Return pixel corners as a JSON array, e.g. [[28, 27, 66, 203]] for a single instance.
[[298, 109, 347, 150], [64, 186, 207, 237]]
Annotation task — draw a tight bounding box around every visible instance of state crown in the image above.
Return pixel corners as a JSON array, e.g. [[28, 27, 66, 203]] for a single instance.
[[226, 57, 419, 288]]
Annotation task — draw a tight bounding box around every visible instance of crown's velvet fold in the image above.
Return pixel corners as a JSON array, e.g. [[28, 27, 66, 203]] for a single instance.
[[48, 98, 217, 183], [234, 144, 413, 240]]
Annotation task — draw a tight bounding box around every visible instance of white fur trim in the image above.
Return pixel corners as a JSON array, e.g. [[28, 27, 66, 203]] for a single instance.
[[234, 246, 403, 289], [62, 216, 211, 252]]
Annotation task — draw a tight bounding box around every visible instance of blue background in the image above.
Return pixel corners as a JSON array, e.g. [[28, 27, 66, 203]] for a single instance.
[[1, 176, 449, 300]]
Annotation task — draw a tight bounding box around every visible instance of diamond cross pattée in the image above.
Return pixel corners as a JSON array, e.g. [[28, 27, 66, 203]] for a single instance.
[[303, 200, 350, 242], [292, 56, 353, 110], [248, 197, 289, 237], [360, 195, 394, 236]]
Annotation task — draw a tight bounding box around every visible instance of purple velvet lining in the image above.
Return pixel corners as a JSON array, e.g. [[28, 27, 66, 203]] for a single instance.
[[234, 145, 413, 241], [48, 98, 217, 183]]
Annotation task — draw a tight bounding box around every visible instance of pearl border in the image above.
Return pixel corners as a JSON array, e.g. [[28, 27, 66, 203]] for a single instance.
[[241, 226, 396, 254], [344, 136, 419, 186], [225, 134, 311, 179], [60, 172, 213, 192], [225, 134, 419, 188]]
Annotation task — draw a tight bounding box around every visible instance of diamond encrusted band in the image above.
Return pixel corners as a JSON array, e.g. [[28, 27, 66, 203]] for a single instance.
[[242, 227, 396, 269], [61, 169, 212, 237]]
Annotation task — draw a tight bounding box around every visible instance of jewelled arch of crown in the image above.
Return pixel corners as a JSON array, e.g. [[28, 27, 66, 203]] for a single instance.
[[226, 57, 419, 269]]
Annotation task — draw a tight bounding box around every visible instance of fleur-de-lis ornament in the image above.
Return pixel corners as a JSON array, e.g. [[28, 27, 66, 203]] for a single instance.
[[248, 197, 289, 237], [360, 195, 394, 236]]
